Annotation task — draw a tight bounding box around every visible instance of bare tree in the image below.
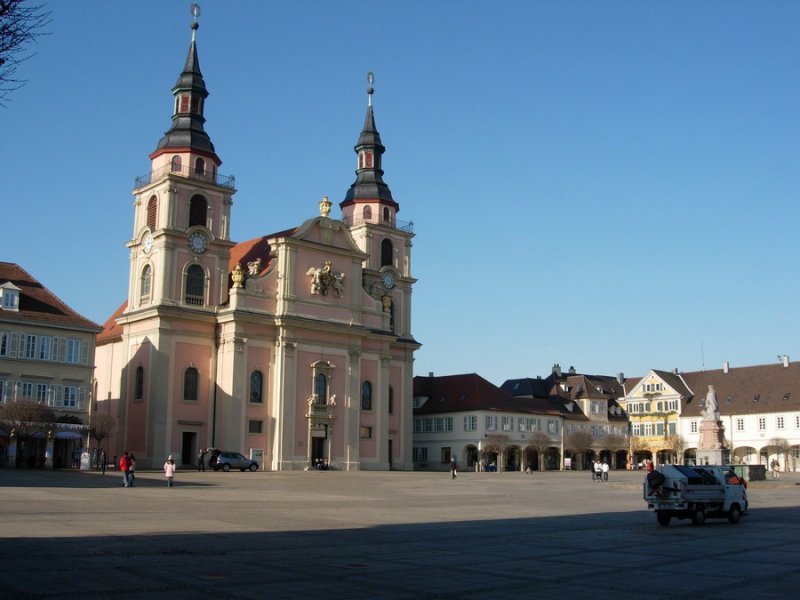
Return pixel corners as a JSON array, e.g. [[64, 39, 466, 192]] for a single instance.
[[604, 432, 629, 469], [483, 434, 510, 471], [88, 412, 116, 453], [0, 0, 51, 105], [769, 437, 790, 470], [528, 432, 552, 471], [0, 399, 55, 439], [565, 429, 594, 470]]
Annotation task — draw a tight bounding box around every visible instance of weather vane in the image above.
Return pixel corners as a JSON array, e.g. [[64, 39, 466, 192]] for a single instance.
[[190, 3, 201, 40]]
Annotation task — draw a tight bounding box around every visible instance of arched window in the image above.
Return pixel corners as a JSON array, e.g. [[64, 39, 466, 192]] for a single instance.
[[381, 238, 393, 267], [383, 206, 390, 222], [171, 155, 182, 172], [315, 373, 327, 404], [250, 371, 263, 403], [185, 265, 204, 305], [363, 205, 372, 221], [361, 381, 372, 411], [147, 196, 158, 229], [134, 366, 144, 400], [195, 157, 205, 176], [189, 195, 207, 228], [140, 265, 152, 304], [388, 385, 394, 415], [180, 94, 190, 113], [183, 367, 199, 401]]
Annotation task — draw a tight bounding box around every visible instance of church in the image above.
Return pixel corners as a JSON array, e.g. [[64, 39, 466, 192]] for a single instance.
[[94, 15, 419, 471]]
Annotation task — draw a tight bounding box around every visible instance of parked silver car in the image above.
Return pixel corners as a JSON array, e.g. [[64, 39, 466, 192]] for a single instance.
[[211, 451, 259, 472]]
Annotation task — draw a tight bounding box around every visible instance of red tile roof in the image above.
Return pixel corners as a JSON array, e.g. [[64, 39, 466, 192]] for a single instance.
[[0, 262, 101, 331], [96, 301, 127, 345]]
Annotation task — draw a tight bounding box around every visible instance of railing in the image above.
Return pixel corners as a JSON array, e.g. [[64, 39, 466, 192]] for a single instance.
[[341, 214, 414, 233], [307, 403, 335, 418], [135, 164, 236, 190]]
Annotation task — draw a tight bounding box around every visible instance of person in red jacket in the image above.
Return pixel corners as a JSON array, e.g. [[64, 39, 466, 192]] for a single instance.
[[119, 452, 132, 488]]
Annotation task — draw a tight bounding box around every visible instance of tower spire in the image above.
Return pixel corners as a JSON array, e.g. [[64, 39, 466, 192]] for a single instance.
[[150, 3, 219, 165], [341, 72, 397, 208]]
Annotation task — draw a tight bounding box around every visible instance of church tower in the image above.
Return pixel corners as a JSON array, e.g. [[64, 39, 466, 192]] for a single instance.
[[126, 11, 236, 315], [340, 74, 415, 342], [113, 10, 236, 466]]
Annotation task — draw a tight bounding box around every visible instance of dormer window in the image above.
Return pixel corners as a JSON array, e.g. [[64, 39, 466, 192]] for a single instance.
[[0, 283, 20, 311]]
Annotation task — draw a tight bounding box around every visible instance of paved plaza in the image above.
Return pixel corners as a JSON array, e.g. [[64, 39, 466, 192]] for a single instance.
[[1, 467, 799, 599]]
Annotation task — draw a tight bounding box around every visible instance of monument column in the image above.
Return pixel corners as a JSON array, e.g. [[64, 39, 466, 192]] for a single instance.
[[697, 385, 727, 465]]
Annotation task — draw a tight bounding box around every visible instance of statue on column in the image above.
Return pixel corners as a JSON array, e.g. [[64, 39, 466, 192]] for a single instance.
[[702, 385, 720, 421]]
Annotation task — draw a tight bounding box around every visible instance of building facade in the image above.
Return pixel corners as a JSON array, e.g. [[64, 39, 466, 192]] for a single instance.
[[0, 263, 101, 468], [622, 358, 800, 471], [95, 17, 418, 470]]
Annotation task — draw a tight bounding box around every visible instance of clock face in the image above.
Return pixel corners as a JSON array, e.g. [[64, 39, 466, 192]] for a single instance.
[[143, 233, 153, 254], [188, 232, 207, 254], [382, 271, 396, 289]]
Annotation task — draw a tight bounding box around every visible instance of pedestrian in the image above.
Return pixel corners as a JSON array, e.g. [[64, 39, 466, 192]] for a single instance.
[[594, 460, 602, 482], [198, 448, 207, 471], [164, 455, 176, 487], [602, 460, 610, 481], [450, 457, 458, 479], [771, 459, 780, 479], [128, 454, 136, 487], [645, 459, 654, 474], [591, 460, 597, 481], [119, 452, 132, 487], [100, 449, 107, 475]]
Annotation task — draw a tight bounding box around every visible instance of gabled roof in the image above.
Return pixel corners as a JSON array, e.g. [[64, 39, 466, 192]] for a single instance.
[[679, 363, 800, 417], [650, 369, 693, 398], [0, 262, 101, 331], [414, 373, 560, 416]]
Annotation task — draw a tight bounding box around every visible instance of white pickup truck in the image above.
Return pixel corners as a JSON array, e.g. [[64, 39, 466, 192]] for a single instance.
[[643, 465, 748, 527]]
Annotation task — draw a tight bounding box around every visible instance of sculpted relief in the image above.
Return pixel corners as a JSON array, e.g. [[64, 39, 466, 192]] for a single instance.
[[306, 261, 345, 298]]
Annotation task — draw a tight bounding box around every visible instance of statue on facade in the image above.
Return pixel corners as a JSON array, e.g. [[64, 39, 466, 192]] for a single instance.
[[231, 263, 245, 288], [247, 258, 261, 276], [306, 261, 345, 297]]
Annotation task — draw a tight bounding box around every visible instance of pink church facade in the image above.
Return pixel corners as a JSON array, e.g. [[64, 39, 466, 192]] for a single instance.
[[94, 17, 418, 471]]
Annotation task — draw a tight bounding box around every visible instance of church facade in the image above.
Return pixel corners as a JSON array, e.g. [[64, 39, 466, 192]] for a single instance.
[[94, 18, 418, 471]]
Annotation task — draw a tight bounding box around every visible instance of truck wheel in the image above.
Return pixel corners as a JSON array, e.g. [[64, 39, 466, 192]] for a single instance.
[[728, 504, 741, 524], [691, 507, 706, 526], [657, 513, 671, 527]]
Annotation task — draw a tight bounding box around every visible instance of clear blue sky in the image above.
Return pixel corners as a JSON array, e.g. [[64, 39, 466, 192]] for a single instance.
[[3, 1, 799, 385]]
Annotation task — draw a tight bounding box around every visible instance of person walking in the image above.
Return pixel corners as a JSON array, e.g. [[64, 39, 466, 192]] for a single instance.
[[100, 449, 107, 475], [450, 457, 458, 479], [164, 455, 177, 487], [128, 454, 137, 487], [198, 448, 207, 472], [591, 460, 597, 481], [601, 460, 610, 481], [594, 460, 603, 482], [119, 452, 132, 487], [771, 458, 780, 479]]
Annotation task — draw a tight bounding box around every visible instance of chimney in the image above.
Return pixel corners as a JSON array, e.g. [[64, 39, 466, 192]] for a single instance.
[[723, 361, 729, 374], [617, 372, 624, 385], [673, 368, 679, 375], [783, 355, 790, 368], [552, 363, 562, 377], [568, 365, 576, 375], [428, 371, 434, 377]]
